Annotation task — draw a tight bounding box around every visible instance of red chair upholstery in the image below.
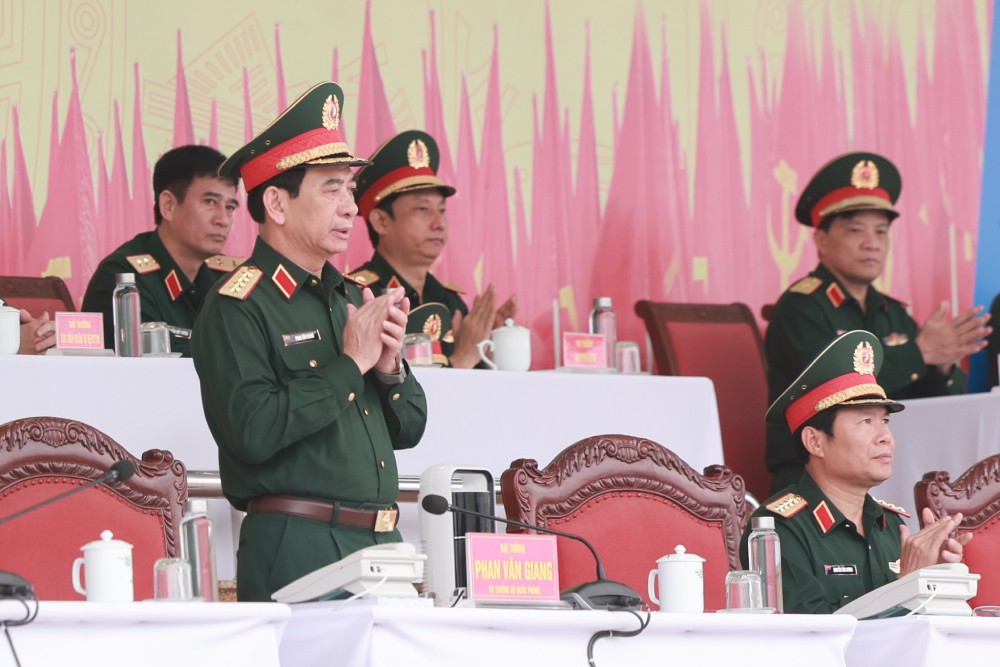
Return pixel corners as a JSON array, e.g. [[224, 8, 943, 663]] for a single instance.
[[0, 275, 76, 316], [501, 434, 750, 611], [0, 417, 187, 600], [914, 455, 1000, 606], [635, 300, 771, 502]]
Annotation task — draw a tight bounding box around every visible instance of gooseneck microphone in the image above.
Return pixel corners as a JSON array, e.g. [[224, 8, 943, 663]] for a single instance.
[[421, 494, 642, 610], [0, 460, 137, 527]]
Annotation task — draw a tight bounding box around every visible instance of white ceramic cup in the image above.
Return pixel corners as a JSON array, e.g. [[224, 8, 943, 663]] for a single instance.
[[71, 530, 134, 602], [476, 319, 531, 371], [0, 305, 20, 355], [647, 545, 705, 612]]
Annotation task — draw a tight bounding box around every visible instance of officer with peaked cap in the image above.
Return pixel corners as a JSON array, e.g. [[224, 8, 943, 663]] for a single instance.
[[764, 151, 992, 492], [350, 130, 517, 368], [740, 330, 971, 614], [191, 83, 427, 601]]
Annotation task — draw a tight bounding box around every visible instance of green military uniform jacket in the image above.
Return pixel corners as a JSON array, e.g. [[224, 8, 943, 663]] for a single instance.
[[987, 293, 1000, 388], [81, 231, 236, 357], [191, 238, 427, 601], [739, 472, 907, 614], [349, 252, 467, 363], [765, 264, 965, 485]]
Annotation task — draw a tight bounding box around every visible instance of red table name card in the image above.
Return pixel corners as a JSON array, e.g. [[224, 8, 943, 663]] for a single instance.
[[55, 312, 104, 350], [465, 533, 561, 603], [562, 332, 607, 369]]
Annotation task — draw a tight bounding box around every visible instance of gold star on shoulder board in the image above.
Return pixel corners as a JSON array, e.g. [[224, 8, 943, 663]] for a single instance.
[[766, 493, 809, 519], [346, 269, 380, 286], [126, 254, 161, 274], [205, 255, 246, 272], [219, 266, 263, 300]]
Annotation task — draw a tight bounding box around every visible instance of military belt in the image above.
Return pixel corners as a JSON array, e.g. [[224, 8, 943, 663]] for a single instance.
[[248, 494, 399, 532]]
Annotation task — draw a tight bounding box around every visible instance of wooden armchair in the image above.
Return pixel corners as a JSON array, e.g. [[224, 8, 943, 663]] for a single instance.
[[0, 275, 76, 316], [501, 434, 750, 611], [914, 455, 1000, 606], [635, 300, 771, 502], [0, 417, 187, 600]]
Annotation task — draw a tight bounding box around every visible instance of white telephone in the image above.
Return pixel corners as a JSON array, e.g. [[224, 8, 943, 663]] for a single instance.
[[834, 563, 980, 619], [271, 543, 427, 603]]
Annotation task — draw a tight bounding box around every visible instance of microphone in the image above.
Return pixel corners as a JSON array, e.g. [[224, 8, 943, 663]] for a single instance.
[[421, 494, 642, 610], [0, 459, 137, 527]]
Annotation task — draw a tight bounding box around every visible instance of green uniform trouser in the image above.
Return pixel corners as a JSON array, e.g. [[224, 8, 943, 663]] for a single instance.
[[236, 511, 402, 602]]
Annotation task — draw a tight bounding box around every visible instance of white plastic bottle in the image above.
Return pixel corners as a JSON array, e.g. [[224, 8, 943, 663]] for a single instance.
[[747, 516, 783, 612], [112, 273, 142, 357], [180, 499, 218, 601], [589, 296, 617, 369]]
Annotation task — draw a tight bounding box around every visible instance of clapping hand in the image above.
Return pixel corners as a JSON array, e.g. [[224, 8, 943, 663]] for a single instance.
[[898, 507, 973, 577], [343, 287, 409, 374], [917, 302, 992, 373]]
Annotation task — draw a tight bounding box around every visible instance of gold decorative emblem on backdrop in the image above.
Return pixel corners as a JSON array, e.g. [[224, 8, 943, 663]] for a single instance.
[[853, 341, 875, 375], [407, 139, 430, 169], [850, 159, 879, 189], [322, 95, 340, 131]]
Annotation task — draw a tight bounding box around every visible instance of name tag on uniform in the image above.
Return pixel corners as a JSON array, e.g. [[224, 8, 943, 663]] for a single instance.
[[282, 329, 321, 346], [825, 564, 858, 576]]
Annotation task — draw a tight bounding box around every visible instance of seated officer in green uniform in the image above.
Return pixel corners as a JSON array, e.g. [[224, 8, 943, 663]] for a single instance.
[[766, 152, 992, 491], [191, 82, 428, 602], [350, 130, 516, 368], [81, 145, 241, 356], [742, 330, 972, 614]]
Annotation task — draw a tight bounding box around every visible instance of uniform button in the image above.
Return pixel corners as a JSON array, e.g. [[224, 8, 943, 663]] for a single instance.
[[348, 392, 356, 402], [380, 460, 385, 468], [392, 393, 400, 401], [910, 372, 920, 381], [309, 359, 317, 368], [364, 408, 369, 416], [310, 278, 319, 286]]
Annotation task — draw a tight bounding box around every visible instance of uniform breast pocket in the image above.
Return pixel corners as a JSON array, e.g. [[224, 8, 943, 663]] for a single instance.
[[277, 337, 334, 374]]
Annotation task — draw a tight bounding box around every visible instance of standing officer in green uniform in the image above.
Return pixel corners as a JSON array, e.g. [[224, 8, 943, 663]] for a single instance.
[[350, 130, 516, 368], [742, 330, 972, 613], [81, 145, 242, 357], [765, 152, 992, 490], [191, 82, 427, 602]]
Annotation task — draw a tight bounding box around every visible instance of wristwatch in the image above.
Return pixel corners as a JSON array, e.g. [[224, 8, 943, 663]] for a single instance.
[[374, 357, 407, 385]]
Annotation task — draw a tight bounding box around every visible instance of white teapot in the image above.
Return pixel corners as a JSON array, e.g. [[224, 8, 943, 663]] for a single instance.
[[72, 530, 134, 602], [476, 319, 531, 371], [647, 544, 705, 612], [0, 303, 20, 355]]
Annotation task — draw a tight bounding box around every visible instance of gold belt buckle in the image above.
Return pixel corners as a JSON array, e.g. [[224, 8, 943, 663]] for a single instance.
[[374, 508, 398, 532]]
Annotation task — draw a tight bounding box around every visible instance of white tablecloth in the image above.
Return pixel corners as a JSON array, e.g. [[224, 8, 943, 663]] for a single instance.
[[874, 392, 1000, 527], [280, 601, 857, 667], [0, 600, 288, 667], [0, 357, 724, 579], [846, 616, 1000, 666]]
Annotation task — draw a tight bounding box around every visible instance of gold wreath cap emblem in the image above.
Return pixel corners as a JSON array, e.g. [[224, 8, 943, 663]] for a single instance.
[[322, 95, 340, 131], [850, 159, 879, 190], [407, 139, 430, 169], [853, 341, 875, 375]]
